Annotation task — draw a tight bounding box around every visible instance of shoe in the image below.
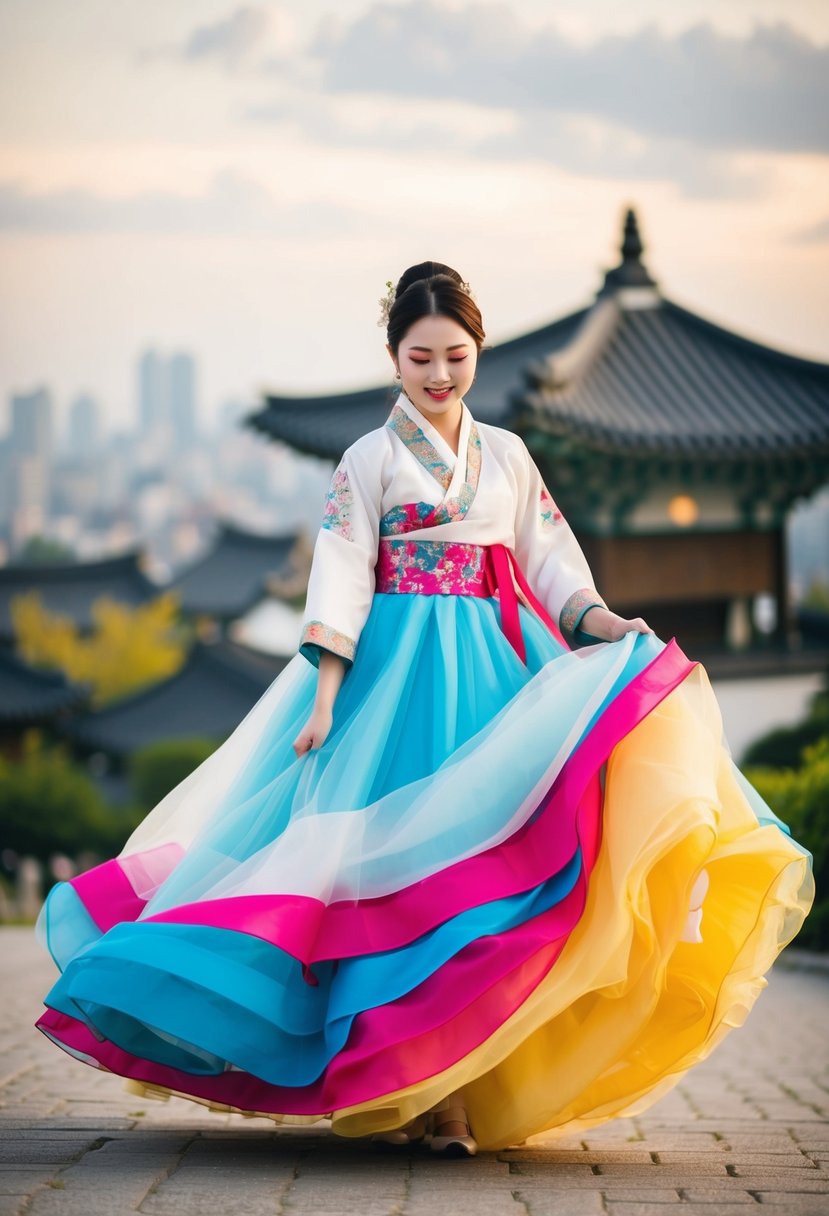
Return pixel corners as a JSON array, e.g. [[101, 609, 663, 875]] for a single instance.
[[429, 1104, 478, 1157], [371, 1113, 428, 1148]]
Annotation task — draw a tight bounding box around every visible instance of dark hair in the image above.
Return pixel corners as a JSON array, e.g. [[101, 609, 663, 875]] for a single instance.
[[386, 260, 486, 355]]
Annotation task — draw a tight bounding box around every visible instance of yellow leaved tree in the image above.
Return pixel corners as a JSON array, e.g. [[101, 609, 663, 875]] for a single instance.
[[11, 590, 187, 707]]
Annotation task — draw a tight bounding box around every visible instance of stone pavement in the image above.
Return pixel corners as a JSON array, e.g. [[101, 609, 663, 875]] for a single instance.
[[2, 926, 828, 1216]]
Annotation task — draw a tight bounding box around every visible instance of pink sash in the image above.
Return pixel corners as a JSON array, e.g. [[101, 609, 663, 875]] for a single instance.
[[375, 537, 568, 662]]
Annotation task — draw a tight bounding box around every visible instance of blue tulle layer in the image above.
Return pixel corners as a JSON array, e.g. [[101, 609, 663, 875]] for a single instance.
[[41, 850, 582, 1085], [38, 592, 670, 1088]]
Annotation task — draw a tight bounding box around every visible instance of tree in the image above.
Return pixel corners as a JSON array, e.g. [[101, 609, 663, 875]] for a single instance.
[[0, 731, 138, 863], [16, 536, 77, 564], [129, 737, 218, 811], [11, 590, 188, 707]]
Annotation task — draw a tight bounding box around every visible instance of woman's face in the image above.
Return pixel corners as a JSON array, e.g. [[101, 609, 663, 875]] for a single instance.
[[387, 314, 478, 419]]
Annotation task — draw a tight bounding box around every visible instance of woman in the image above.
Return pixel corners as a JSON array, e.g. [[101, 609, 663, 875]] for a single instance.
[[34, 262, 813, 1158]]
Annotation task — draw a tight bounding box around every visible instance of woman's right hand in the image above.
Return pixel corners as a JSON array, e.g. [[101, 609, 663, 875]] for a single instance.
[[292, 706, 333, 757]]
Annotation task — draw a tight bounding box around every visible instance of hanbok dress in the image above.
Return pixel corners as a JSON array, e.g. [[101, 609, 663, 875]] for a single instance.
[[34, 389, 813, 1150]]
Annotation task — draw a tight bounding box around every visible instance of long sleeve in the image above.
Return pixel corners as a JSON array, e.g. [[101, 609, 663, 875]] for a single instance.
[[299, 441, 382, 669], [512, 441, 608, 647]]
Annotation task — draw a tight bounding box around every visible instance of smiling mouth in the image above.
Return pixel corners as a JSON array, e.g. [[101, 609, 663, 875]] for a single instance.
[[425, 387, 452, 399]]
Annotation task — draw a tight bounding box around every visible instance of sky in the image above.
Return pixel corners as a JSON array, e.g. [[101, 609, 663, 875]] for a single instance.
[[1, 0, 828, 438]]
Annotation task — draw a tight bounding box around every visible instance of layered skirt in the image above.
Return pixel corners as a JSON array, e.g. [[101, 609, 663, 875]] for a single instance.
[[34, 582, 813, 1150]]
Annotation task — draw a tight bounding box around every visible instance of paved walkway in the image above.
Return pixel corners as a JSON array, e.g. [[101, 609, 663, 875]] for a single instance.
[[2, 926, 828, 1216]]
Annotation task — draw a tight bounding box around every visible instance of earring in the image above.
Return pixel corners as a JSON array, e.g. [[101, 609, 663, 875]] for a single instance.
[[394, 371, 401, 381]]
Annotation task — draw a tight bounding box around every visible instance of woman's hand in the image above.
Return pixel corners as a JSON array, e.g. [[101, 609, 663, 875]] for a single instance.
[[580, 606, 654, 642], [292, 706, 333, 757], [292, 651, 346, 757]]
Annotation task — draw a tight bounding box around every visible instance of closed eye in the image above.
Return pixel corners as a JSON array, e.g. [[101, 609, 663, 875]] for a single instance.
[[409, 356, 468, 364]]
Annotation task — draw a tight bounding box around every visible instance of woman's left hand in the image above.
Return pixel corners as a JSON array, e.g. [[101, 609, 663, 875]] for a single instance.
[[580, 606, 654, 642], [605, 612, 654, 641]]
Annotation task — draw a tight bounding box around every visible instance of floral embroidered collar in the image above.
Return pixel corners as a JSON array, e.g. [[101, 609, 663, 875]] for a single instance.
[[387, 391, 472, 491], [381, 391, 483, 536]]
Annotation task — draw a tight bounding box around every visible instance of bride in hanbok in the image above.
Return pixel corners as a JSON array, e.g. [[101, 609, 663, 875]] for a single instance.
[[35, 262, 813, 1157]]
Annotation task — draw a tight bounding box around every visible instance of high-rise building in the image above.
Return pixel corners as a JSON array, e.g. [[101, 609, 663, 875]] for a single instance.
[[9, 455, 49, 547], [67, 392, 101, 457], [137, 349, 198, 452], [6, 387, 53, 543], [138, 349, 165, 439], [168, 352, 197, 452], [11, 386, 52, 464]]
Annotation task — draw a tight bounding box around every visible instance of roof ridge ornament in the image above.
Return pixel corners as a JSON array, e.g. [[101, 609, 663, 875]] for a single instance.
[[598, 207, 659, 304]]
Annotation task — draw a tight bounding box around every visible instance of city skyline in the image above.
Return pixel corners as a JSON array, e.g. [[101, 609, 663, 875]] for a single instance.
[[1, 345, 228, 450]]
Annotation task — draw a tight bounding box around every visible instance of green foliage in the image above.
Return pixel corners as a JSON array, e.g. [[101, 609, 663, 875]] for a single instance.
[[11, 588, 188, 708], [16, 536, 76, 563], [802, 579, 829, 613], [128, 737, 218, 810], [0, 731, 135, 862], [742, 685, 829, 769], [742, 719, 827, 769], [746, 736, 829, 951]]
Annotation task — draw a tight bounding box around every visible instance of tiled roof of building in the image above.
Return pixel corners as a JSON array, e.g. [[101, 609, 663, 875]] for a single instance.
[[61, 639, 288, 756], [0, 648, 87, 723], [245, 209, 829, 463], [167, 523, 302, 618], [516, 294, 829, 457], [0, 551, 157, 644]]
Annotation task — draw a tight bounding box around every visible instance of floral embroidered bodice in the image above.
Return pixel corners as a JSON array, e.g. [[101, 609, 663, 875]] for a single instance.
[[301, 390, 606, 667]]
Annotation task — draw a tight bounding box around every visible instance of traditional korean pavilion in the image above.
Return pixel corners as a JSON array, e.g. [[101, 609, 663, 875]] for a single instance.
[[168, 521, 310, 627], [0, 550, 157, 647], [0, 648, 88, 756], [61, 638, 288, 763], [248, 210, 829, 653]]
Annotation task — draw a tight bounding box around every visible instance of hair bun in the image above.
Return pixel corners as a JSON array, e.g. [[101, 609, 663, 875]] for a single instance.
[[382, 261, 485, 352], [395, 261, 464, 297]]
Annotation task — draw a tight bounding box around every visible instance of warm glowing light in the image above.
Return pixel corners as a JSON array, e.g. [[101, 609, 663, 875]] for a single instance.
[[668, 494, 699, 526]]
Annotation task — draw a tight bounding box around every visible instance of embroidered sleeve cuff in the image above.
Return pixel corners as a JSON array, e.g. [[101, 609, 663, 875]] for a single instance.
[[299, 620, 357, 668], [559, 588, 608, 644]]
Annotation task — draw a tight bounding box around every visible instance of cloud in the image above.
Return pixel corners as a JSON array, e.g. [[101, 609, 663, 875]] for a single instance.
[[245, 91, 767, 200], [790, 216, 829, 243], [313, 3, 829, 155], [139, 4, 294, 73], [476, 113, 769, 199], [184, 5, 271, 68], [0, 170, 372, 236]]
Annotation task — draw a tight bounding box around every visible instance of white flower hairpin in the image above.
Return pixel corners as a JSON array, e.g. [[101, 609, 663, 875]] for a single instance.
[[377, 280, 395, 328]]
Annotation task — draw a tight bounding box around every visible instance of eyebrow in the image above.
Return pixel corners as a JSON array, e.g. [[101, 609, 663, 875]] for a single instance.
[[407, 343, 469, 352]]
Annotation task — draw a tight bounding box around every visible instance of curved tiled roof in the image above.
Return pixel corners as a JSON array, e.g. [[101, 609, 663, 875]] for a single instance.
[[167, 523, 301, 618], [517, 297, 829, 457], [0, 551, 157, 643], [61, 639, 288, 756], [0, 649, 87, 723]]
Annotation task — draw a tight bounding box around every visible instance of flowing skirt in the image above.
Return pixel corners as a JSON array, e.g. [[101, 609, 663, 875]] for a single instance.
[[34, 591, 813, 1149]]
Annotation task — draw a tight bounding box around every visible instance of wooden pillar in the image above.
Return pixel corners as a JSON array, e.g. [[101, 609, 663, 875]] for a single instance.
[[773, 524, 791, 645]]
